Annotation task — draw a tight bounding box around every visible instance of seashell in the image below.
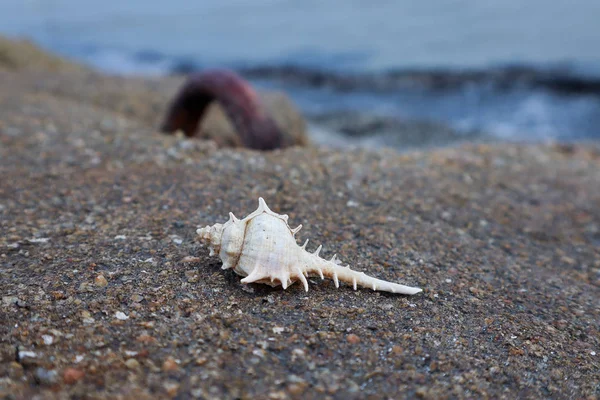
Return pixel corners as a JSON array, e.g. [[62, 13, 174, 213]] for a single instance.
[[197, 198, 422, 295]]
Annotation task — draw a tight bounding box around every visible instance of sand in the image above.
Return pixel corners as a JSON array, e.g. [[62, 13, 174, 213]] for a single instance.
[[1, 38, 599, 399]]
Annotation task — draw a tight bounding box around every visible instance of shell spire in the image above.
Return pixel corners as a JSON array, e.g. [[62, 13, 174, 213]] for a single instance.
[[197, 198, 422, 295], [304, 253, 422, 295]]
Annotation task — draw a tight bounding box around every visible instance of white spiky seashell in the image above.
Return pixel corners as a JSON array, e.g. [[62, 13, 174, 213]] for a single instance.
[[197, 198, 422, 295]]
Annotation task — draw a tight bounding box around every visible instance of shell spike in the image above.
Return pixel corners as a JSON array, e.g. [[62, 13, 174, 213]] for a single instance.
[[296, 268, 309, 292], [228, 212, 239, 223], [301, 239, 309, 249], [291, 225, 302, 235], [257, 197, 272, 213], [279, 274, 290, 289], [311, 257, 422, 295], [332, 271, 340, 288], [240, 267, 266, 284], [316, 267, 324, 280], [313, 245, 322, 256]]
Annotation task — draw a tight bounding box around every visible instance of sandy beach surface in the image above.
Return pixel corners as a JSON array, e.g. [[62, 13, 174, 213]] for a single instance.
[[1, 38, 599, 399]]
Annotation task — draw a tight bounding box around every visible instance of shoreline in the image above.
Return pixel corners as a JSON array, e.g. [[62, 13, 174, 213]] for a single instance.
[[4, 36, 600, 150]]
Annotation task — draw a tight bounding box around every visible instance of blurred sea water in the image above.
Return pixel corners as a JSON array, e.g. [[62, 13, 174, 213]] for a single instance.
[[1, 0, 599, 148]]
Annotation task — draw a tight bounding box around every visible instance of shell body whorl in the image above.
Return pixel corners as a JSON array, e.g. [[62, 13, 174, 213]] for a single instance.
[[197, 198, 422, 295]]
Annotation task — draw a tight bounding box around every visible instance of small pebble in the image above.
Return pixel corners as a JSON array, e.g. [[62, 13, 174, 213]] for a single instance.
[[125, 358, 140, 369], [34, 368, 58, 385], [8, 362, 24, 379], [195, 357, 208, 366], [346, 334, 360, 344], [95, 274, 108, 287], [131, 294, 144, 303], [115, 311, 129, 320], [63, 368, 85, 384], [181, 256, 201, 263], [287, 382, 308, 396], [162, 357, 179, 372], [27, 237, 50, 244], [163, 381, 180, 397], [2, 296, 21, 307], [18, 350, 37, 360]]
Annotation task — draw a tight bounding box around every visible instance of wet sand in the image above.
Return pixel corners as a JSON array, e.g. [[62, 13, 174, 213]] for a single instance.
[[1, 38, 599, 399]]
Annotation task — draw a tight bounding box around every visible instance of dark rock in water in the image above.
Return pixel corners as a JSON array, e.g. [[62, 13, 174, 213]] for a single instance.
[[310, 111, 492, 150], [535, 75, 600, 95], [242, 65, 600, 96], [169, 59, 201, 75]]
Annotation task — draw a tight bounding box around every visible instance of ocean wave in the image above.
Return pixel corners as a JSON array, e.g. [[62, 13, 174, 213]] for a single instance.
[[49, 45, 600, 148]]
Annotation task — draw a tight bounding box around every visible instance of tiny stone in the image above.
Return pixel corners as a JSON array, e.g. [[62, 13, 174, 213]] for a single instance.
[[185, 270, 199, 283], [18, 350, 37, 360], [181, 256, 201, 263], [163, 381, 180, 397], [509, 347, 525, 356], [34, 368, 59, 385], [42, 334, 54, 345], [8, 362, 24, 379], [131, 294, 144, 303], [346, 334, 360, 344], [195, 357, 208, 366], [136, 334, 156, 343], [287, 382, 308, 396], [28, 237, 50, 244], [125, 358, 140, 369], [115, 311, 129, 320], [162, 357, 179, 372], [2, 296, 20, 307], [95, 274, 108, 287], [63, 368, 85, 384]]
